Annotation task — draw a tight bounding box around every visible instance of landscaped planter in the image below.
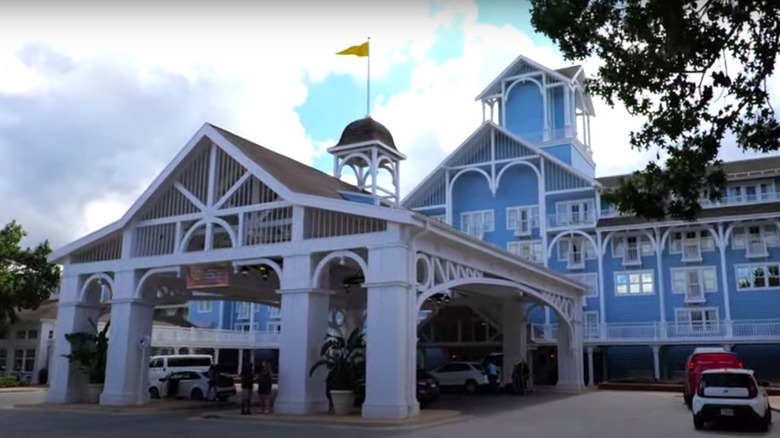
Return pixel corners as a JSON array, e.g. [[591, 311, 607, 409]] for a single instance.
[[86, 383, 104, 404], [330, 390, 355, 415]]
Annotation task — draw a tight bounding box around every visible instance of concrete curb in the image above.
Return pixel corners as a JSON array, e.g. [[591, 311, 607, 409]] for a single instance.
[[0, 387, 47, 394], [197, 409, 462, 429], [12, 401, 238, 415]]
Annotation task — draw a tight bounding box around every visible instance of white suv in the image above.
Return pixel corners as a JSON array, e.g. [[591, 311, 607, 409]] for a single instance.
[[429, 362, 489, 394], [692, 368, 772, 431]]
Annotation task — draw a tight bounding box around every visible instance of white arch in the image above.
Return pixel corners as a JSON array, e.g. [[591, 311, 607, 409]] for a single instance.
[[335, 152, 372, 177], [449, 167, 494, 203], [506, 77, 544, 97], [134, 266, 181, 300], [494, 160, 541, 192], [79, 272, 115, 303], [724, 219, 780, 244], [601, 229, 658, 255], [415, 277, 574, 332], [233, 258, 283, 279], [661, 224, 719, 251], [547, 230, 599, 259], [311, 250, 369, 289], [179, 217, 238, 252]]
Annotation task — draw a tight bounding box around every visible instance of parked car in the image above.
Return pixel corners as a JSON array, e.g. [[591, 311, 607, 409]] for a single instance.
[[692, 368, 772, 431], [429, 362, 489, 394], [353, 369, 441, 408], [683, 347, 743, 408], [148, 354, 213, 391], [151, 370, 236, 401], [416, 369, 441, 407]]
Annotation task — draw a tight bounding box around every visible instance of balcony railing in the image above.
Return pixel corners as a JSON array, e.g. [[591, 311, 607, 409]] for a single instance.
[[547, 211, 597, 228], [530, 319, 780, 344], [96, 324, 282, 349], [601, 192, 780, 220]]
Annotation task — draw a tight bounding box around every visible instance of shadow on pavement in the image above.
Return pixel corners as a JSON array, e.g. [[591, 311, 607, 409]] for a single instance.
[[427, 389, 581, 417]]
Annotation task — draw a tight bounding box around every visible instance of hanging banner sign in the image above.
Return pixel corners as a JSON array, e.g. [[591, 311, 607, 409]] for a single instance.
[[185, 265, 231, 289]]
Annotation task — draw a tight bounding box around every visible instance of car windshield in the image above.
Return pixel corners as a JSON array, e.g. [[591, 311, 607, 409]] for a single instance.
[[701, 373, 752, 388]]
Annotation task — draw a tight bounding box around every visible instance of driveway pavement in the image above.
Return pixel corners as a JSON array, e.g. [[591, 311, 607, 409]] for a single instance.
[[0, 390, 772, 438]]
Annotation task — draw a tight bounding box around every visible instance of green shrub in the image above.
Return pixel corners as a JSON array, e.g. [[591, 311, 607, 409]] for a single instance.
[[0, 377, 25, 388]]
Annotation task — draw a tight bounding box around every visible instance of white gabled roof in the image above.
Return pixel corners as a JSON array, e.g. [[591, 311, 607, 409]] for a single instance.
[[475, 54, 577, 101]]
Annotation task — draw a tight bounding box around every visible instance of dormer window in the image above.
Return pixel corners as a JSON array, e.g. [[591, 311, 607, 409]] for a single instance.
[[746, 226, 768, 258], [681, 231, 702, 262]]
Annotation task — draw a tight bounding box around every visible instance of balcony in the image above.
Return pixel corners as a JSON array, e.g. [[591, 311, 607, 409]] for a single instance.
[[601, 191, 780, 220], [547, 211, 597, 229], [621, 247, 641, 266], [530, 319, 780, 345], [150, 326, 281, 349], [684, 285, 706, 304]]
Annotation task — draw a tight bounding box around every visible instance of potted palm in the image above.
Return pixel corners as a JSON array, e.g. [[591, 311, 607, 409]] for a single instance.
[[309, 327, 365, 415], [63, 318, 110, 403]]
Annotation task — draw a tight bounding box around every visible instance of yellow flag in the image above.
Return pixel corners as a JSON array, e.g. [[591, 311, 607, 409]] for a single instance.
[[336, 41, 369, 57]]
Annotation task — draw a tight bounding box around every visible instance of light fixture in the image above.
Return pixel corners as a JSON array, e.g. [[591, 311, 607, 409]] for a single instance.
[[240, 266, 249, 277], [443, 295, 451, 304], [258, 265, 269, 281]]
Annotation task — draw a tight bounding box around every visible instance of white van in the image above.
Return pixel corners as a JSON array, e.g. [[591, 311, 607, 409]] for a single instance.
[[148, 354, 213, 395]]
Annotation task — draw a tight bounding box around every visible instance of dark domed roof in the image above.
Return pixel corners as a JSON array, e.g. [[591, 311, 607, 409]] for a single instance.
[[335, 116, 397, 150]]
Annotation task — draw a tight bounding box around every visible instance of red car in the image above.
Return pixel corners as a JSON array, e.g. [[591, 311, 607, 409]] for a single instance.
[[683, 347, 743, 408]]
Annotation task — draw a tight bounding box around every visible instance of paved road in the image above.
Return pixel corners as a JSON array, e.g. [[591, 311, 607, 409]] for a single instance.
[[0, 390, 771, 438], [0, 390, 46, 409]]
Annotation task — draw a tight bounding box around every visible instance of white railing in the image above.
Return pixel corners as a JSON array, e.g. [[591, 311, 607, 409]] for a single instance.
[[547, 211, 597, 228], [601, 191, 780, 220], [531, 319, 780, 344], [151, 326, 281, 348]]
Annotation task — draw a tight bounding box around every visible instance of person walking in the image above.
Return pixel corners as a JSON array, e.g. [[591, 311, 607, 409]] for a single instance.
[[239, 363, 254, 415], [257, 361, 273, 414], [486, 360, 500, 393], [206, 364, 218, 401]]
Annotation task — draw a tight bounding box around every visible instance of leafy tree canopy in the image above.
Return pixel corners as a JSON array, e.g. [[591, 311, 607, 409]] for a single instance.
[[0, 221, 61, 326], [530, 0, 780, 220]]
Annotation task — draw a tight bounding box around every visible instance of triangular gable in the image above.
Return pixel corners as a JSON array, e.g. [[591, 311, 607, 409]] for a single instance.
[[402, 121, 599, 210], [475, 54, 576, 101]]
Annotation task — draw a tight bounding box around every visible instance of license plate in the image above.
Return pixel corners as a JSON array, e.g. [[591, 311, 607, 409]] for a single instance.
[[720, 408, 734, 416]]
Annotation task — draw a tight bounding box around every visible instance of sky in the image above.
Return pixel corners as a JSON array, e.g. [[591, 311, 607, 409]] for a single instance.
[[0, 0, 773, 249]]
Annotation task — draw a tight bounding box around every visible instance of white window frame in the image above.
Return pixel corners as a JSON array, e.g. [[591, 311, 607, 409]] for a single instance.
[[735, 263, 780, 290], [612, 234, 653, 262], [566, 273, 599, 298], [557, 237, 595, 269], [267, 322, 282, 333], [506, 206, 539, 236], [725, 180, 777, 204], [236, 303, 250, 320], [554, 199, 595, 227], [507, 240, 544, 264], [197, 301, 213, 313], [234, 322, 259, 332], [583, 311, 599, 338], [674, 307, 719, 333], [746, 225, 769, 257], [461, 209, 494, 238], [614, 270, 655, 296], [681, 231, 703, 262], [268, 307, 281, 319], [732, 224, 780, 253], [671, 267, 717, 303], [12, 349, 36, 373]]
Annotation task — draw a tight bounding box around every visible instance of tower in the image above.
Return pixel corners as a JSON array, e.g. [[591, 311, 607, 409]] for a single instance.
[[329, 116, 406, 205]]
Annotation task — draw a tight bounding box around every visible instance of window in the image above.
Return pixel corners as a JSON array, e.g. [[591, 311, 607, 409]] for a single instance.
[[506, 206, 539, 236], [461, 210, 494, 238], [725, 180, 777, 204], [671, 267, 717, 303], [15, 330, 25, 340], [732, 224, 780, 253], [554, 200, 595, 227], [268, 307, 281, 319], [736, 263, 780, 290], [681, 231, 702, 262], [267, 322, 282, 333], [746, 226, 768, 257], [236, 303, 250, 320], [197, 301, 212, 313], [0, 349, 6, 375], [612, 235, 653, 263], [149, 358, 164, 368], [166, 356, 212, 368], [567, 273, 599, 298], [615, 271, 654, 296], [13, 349, 35, 373], [558, 237, 596, 269], [669, 230, 715, 254], [584, 311, 599, 338], [508, 240, 544, 264], [26, 330, 38, 340], [675, 308, 719, 332]]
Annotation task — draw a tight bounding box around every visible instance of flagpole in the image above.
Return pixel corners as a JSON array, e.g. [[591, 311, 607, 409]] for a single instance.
[[366, 36, 371, 118]]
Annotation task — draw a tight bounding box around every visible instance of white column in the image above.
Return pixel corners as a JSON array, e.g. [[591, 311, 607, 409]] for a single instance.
[[717, 224, 733, 337], [501, 300, 526, 386], [47, 276, 103, 404], [586, 347, 595, 387], [101, 271, 155, 406], [274, 254, 330, 415], [238, 349, 244, 373], [362, 243, 416, 419], [651, 346, 661, 380], [556, 305, 585, 390], [214, 349, 220, 364]]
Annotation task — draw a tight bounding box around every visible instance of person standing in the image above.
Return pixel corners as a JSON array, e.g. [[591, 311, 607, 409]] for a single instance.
[[257, 361, 273, 414], [240, 363, 254, 415], [486, 361, 500, 393]]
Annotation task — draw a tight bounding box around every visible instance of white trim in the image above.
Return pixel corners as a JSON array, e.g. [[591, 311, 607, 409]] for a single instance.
[[507, 240, 544, 264], [197, 301, 213, 313], [411, 205, 446, 211], [506, 205, 539, 236], [735, 262, 780, 291], [566, 273, 598, 298], [475, 54, 575, 101], [614, 270, 655, 296]]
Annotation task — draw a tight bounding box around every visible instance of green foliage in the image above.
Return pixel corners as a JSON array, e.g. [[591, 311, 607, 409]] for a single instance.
[[530, 0, 780, 220], [0, 220, 61, 326], [309, 328, 366, 391], [63, 318, 111, 384], [0, 376, 25, 388]]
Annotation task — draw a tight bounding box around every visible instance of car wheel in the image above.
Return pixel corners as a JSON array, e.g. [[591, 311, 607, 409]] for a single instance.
[[191, 388, 204, 401], [693, 413, 704, 430], [149, 387, 160, 399], [217, 394, 229, 402], [464, 380, 478, 395]]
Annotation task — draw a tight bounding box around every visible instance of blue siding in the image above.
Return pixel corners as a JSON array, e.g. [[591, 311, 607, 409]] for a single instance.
[[450, 167, 493, 231], [570, 145, 595, 178], [505, 82, 544, 140], [188, 301, 221, 329], [542, 144, 571, 164], [551, 87, 564, 134]]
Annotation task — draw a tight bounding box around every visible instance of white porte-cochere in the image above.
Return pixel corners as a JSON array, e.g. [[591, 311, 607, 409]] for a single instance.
[[46, 120, 587, 418]]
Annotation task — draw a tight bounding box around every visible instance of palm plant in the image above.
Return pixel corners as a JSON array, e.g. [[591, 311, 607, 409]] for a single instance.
[[63, 318, 110, 384], [309, 327, 366, 391]]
